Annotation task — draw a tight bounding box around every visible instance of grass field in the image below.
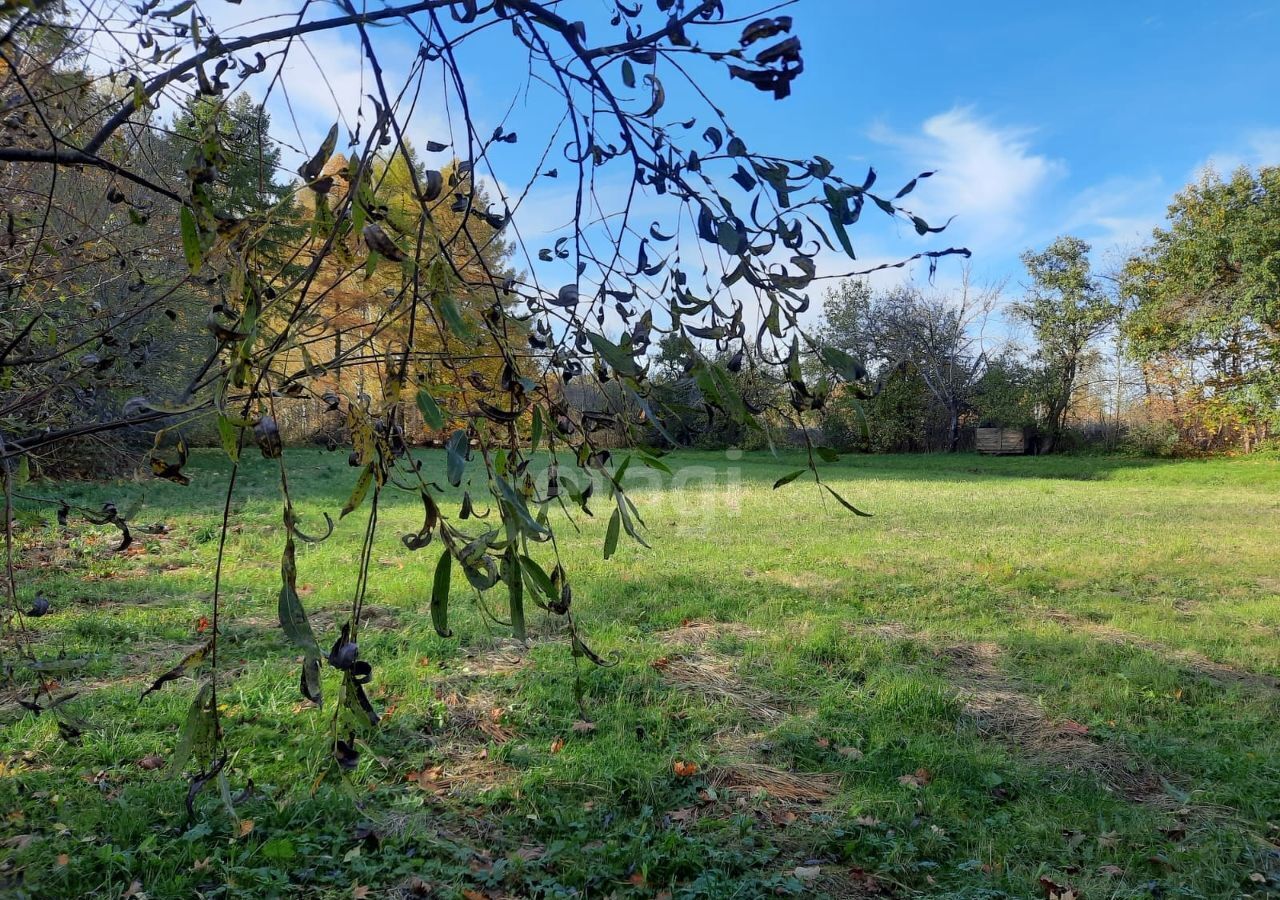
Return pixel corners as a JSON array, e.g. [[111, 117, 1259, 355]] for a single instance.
[[1, 449, 1279, 898]]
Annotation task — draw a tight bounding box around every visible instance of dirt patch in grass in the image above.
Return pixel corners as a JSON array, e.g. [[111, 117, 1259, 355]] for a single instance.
[[652, 621, 790, 721], [657, 654, 787, 722], [1043, 609, 1279, 691], [708, 761, 840, 802], [655, 619, 763, 647], [938, 640, 1159, 800]]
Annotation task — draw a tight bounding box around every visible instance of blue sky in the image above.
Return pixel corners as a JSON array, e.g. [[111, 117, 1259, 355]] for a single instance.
[[725, 0, 1280, 290], [90, 0, 1280, 315]]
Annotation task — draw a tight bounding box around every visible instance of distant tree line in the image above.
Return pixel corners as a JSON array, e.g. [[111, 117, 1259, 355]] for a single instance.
[[641, 166, 1280, 456]]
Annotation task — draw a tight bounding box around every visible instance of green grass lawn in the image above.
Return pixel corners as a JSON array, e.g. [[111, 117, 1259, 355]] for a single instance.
[[2, 449, 1279, 898]]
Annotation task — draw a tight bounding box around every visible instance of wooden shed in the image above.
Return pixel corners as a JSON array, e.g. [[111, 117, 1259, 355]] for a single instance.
[[975, 427, 1028, 455]]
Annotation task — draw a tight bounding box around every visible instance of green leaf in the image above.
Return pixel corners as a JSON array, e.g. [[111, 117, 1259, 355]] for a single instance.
[[621, 59, 636, 89], [430, 550, 453, 638], [824, 484, 872, 517], [169, 681, 216, 774], [603, 508, 621, 560], [518, 554, 556, 605], [340, 465, 374, 518], [586, 332, 639, 378], [216, 414, 240, 462], [815, 446, 840, 463], [416, 386, 445, 431], [772, 468, 806, 489], [179, 206, 202, 274], [494, 476, 549, 539], [437, 292, 471, 339], [445, 430, 468, 487], [529, 406, 543, 452], [278, 533, 323, 707], [818, 345, 867, 382]]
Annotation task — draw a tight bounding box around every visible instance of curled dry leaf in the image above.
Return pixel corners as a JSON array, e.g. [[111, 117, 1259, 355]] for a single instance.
[[898, 768, 932, 789], [672, 760, 698, 777], [550, 737, 565, 754]]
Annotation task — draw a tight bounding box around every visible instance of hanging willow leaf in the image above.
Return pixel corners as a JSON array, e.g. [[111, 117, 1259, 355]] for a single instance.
[[289, 510, 334, 544], [169, 681, 217, 774], [571, 631, 619, 668], [179, 206, 202, 274], [586, 332, 639, 378], [253, 415, 283, 459], [445, 430, 468, 487], [824, 484, 872, 517], [401, 490, 439, 550], [279, 534, 323, 705], [299, 121, 339, 183], [334, 735, 359, 770], [772, 469, 806, 490], [430, 550, 452, 637], [603, 508, 621, 559], [340, 465, 374, 518], [494, 476, 549, 540], [818, 345, 867, 382], [343, 670, 379, 728], [530, 406, 544, 452], [416, 386, 445, 431], [362, 222, 406, 262], [140, 639, 213, 700], [216, 415, 241, 462]]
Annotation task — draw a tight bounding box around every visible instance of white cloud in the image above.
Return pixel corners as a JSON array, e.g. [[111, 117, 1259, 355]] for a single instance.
[[1058, 175, 1167, 261], [869, 107, 1066, 251], [1193, 128, 1280, 180]]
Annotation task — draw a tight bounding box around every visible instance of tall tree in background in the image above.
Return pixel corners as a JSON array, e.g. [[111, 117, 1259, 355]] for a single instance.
[[864, 275, 995, 452], [1123, 166, 1280, 450], [1013, 236, 1117, 453]]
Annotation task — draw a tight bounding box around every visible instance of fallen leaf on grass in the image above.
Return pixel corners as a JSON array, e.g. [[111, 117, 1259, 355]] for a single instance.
[[1059, 720, 1089, 736], [837, 746, 863, 760], [855, 815, 880, 826], [571, 719, 596, 734], [794, 865, 821, 880], [650, 657, 670, 670], [237, 819, 255, 838], [191, 858, 211, 873], [56, 853, 69, 867], [137, 755, 165, 770], [898, 768, 932, 789], [673, 760, 698, 777], [771, 809, 798, 826], [628, 872, 647, 887], [195, 616, 210, 634], [352, 885, 370, 900], [550, 737, 565, 754], [121, 880, 143, 899], [1038, 875, 1078, 900]]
